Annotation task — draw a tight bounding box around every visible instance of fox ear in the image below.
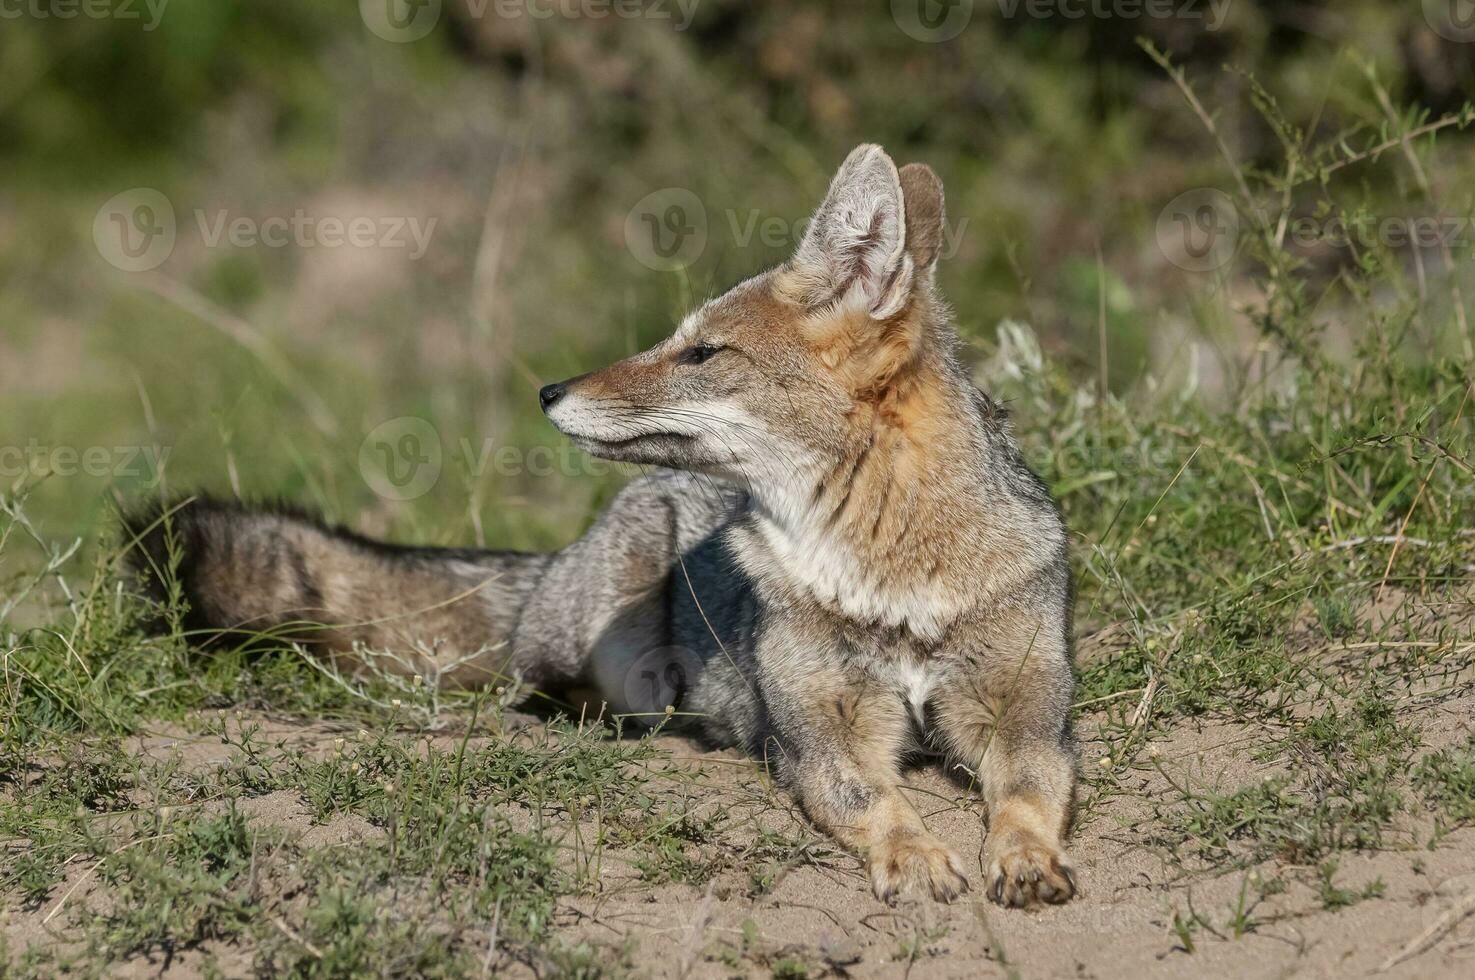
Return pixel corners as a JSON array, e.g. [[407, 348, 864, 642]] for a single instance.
[[785, 144, 914, 319], [898, 163, 944, 271]]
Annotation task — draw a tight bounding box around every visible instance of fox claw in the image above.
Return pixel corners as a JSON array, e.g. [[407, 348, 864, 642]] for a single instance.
[[869, 831, 969, 904], [985, 837, 1075, 908]]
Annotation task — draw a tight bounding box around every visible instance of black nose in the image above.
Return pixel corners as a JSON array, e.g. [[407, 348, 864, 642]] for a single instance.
[[539, 382, 567, 411]]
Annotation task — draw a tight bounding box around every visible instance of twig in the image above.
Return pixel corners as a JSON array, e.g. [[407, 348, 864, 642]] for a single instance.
[[1365, 61, 1471, 358], [1318, 535, 1432, 552], [42, 834, 166, 924], [138, 274, 339, 436], [1128, 670, 1160, 741], [479, 897, 502, 978], [1162, 425, 1367, 519], [1328, 431, 1475, 480], [1096, 243, 1108, 422], [271, 915, 324, 959], [1378, 382, 1473, 603], [674, 883, 717, 980], [1316, 115, 1473, 183], [1139, 41, 1252, 204], [1072, 687, 1147, 711], [1379, 889, 1475, 971]]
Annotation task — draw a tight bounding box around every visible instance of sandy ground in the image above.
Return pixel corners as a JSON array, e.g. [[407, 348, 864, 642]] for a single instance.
[[11, 727, 1471, 979], [558, 739, 1475, 979], [6, 636, 1474, 978]]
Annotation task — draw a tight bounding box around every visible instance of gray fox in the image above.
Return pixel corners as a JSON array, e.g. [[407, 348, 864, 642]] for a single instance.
[[127, 145, 1078, 907]]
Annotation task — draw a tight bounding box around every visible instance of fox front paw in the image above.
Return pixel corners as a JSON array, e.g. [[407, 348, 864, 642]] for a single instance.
[[984, 835, 1076, 908], [868, 831, 969, 904]]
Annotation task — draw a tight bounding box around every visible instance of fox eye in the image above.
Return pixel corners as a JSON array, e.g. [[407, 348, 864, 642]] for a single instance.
[[678, 343, 726, 366]]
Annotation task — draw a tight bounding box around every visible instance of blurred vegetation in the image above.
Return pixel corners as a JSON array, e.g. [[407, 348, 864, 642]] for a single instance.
[[4, 6, 1475, 973], [1, 0, 1473, 553]]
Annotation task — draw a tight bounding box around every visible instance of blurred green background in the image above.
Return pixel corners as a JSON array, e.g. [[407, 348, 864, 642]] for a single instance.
[[2, 0, 1473, 553]]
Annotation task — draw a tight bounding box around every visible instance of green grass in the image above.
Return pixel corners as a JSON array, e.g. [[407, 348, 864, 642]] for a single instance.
[[5, 6, 1475, 976], [1415, 736, 1475, 830], [0, 699, 770, 976]]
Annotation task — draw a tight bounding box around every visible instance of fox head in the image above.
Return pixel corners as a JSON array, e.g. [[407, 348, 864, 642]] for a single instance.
[[542, 144, 968, 504]]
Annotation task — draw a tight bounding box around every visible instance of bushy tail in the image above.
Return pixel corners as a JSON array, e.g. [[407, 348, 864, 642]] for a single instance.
[[122, 496, 550, 685]]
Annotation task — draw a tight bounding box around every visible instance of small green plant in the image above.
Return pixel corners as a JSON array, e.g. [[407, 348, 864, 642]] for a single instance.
[[80, 804, 268, 960], [770, 958, 809, 980], [1171, 909, 1198, 954], [1414, 737, 1475, 827], [1225, 874, 1261, 938], [1316, 861, 1385, 912]]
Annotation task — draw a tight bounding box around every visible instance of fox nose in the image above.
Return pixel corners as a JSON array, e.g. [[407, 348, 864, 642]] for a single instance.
[[539, 382, 568, 412]]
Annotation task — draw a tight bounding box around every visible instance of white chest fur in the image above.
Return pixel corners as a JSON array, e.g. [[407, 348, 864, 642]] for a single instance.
[[886, 660, 937, 727], [750, 510, 967, 642]]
